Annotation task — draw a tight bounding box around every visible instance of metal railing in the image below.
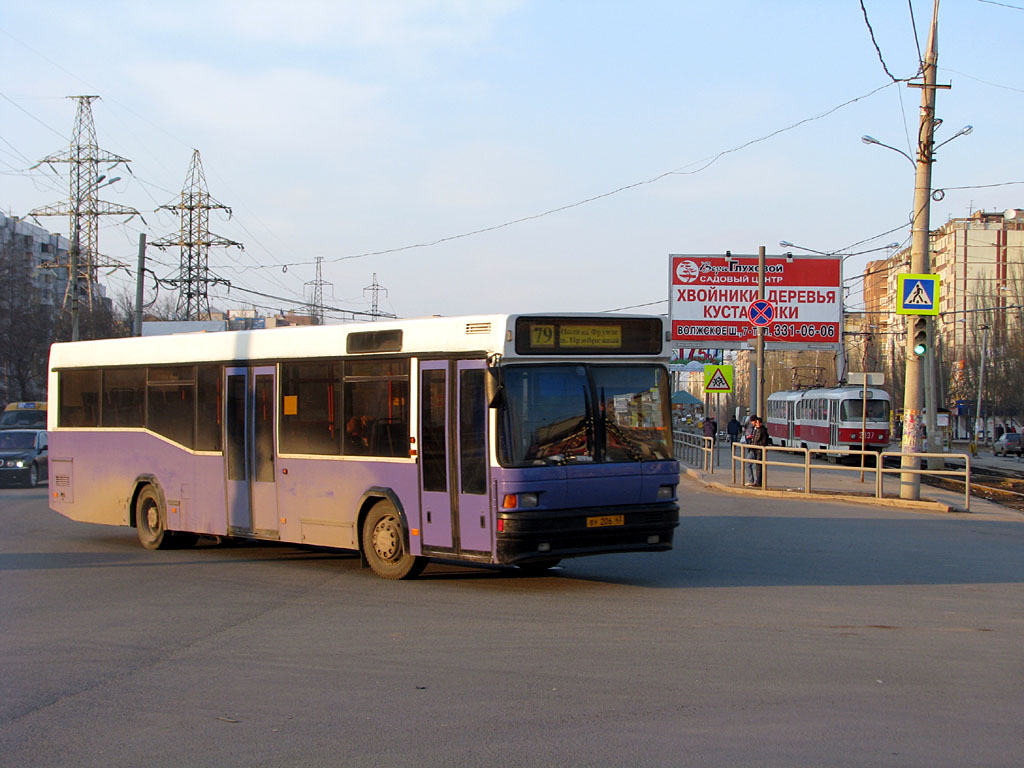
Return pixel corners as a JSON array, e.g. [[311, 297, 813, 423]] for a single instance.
[[723, 443, 972, 511], [877, 451, 972, 511], [673, 430, 715, 473]]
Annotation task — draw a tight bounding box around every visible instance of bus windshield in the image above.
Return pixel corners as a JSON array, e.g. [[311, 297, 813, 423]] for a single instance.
[[841, 399, 890, 422], [497, 364, 672, 466]]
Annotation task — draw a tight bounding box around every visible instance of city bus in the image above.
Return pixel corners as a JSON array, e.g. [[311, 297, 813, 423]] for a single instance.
[[765, 386, 891, 455], [47, 314, 679, 578]]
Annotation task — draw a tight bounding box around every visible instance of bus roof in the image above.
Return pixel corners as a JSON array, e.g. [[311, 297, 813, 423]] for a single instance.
[[48, 313, 669, 370]]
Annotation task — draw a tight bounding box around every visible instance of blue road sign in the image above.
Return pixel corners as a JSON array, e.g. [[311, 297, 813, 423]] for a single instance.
[[896, 273, 940, 315], [748, 299, 776, 327]]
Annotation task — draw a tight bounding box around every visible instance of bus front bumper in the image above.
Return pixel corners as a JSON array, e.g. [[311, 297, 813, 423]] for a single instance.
[[495, 502, 679, 565]]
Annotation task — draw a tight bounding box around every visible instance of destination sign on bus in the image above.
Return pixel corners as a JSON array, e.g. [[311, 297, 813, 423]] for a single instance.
[[529, 324, 622, 349], [515, 317, 662, 355]]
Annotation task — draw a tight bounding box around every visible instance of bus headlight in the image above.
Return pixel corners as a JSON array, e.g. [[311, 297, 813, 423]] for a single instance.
[[502, 492, 539, 509], [657, 484, 675, 501]]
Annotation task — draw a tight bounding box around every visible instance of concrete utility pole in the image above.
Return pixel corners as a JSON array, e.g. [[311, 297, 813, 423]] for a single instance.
[[899, 0, 945, 500], [756, 245, 766, 419], [134, 233, 146, 337]]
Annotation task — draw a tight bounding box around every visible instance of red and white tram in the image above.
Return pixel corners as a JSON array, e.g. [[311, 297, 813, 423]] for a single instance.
[[766, 386, 891, 453]]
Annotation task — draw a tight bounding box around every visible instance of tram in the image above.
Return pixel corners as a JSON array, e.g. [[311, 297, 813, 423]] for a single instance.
[[765, 386, 891, 454]]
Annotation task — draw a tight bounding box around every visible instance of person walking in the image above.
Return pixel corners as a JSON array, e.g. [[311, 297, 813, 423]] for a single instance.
[[745, 414, 770, 487], [727, 416, 741, 444]]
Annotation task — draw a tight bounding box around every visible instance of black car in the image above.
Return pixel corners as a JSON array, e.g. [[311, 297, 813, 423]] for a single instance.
[[993, 432, 1023, 457], [0, 429, 48, 487]]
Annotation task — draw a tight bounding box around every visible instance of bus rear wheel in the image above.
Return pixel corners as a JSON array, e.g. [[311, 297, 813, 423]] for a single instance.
[[136, 485, 172, 550], [362, 501, 426, 580]]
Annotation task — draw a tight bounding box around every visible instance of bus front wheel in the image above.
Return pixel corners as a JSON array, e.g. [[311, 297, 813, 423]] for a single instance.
[[362, 500, 426, 580], [136, 485, 172, 550]]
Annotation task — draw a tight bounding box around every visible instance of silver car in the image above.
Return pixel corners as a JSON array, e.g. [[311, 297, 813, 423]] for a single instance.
[[993, 432, 1022, 457]]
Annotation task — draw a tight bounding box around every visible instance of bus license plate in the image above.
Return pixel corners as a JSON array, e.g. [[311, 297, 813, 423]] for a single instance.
[[586, 514, 624, 528]]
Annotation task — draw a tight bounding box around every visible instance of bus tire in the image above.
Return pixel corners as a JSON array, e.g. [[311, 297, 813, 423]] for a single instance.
[[362, 500, 426, 580], [136, 485, 172, 550]]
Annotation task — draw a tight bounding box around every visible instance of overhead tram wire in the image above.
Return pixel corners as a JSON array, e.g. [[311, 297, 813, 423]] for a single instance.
[[225, 82, 899, 274], [207, 283, 389, 321]]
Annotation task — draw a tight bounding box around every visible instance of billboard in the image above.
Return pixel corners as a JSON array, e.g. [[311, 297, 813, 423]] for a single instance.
[[669, 254, 841, 350]]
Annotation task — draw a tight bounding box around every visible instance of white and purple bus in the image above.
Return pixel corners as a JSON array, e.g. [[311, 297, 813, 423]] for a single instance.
[[47, 314, 679, 578]]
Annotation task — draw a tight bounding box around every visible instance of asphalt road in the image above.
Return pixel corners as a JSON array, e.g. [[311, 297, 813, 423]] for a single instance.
[[2, 480, 1022, 767]]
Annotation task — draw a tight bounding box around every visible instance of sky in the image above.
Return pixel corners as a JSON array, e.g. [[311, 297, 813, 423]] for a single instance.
[[1, 0, 1022, 322]]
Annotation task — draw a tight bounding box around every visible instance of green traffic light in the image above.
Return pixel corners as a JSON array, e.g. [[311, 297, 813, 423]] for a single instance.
[[913, 341, 927, 356]]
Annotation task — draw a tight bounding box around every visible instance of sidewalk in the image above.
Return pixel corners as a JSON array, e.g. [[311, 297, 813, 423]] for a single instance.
[[682, 444, 1021, 520]]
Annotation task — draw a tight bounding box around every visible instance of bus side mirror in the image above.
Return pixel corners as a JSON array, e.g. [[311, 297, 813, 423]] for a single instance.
[[485, 367, 503, 408]]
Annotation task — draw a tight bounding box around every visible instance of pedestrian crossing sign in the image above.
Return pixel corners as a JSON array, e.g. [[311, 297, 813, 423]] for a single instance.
[[704, 364, 734, 393], [896, 273, 940, 315]]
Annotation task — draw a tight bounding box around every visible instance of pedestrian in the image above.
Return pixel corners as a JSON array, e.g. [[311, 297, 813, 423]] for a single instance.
[[702, 415, 716, 441], [995, 423, 1005, 440], [727, 416, 741, 444], [745, 414, 770, 487]]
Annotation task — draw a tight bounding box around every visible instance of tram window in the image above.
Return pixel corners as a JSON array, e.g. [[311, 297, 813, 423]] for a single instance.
[[841, 399, 890, 421]]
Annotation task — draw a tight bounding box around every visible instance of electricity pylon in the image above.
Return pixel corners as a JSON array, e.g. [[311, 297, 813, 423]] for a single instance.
[[304, 256, 332, 325], [363, 273, 388, 321], [29, 95, 139, 311], [152, 149, 242, 320]]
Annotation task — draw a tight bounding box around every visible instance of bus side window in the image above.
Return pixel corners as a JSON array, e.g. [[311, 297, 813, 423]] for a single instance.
[[279, 362, 341, 455], [59, 369, 101, 427], [343, 360, 410, 458]]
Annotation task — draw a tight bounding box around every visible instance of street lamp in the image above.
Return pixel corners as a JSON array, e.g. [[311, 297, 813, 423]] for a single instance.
[[861, 135, 916, 167]]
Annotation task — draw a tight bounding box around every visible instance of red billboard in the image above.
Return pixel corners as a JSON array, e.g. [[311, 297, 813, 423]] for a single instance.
[[669, 254, 841, 348]]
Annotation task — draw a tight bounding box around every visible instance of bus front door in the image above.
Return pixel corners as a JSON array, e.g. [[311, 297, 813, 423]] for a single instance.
[[225, 366, 280, 539], [418, 360, 492, 558]]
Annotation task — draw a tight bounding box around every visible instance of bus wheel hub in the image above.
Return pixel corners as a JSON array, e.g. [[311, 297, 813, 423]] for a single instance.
[[372, 518, 399, 560]]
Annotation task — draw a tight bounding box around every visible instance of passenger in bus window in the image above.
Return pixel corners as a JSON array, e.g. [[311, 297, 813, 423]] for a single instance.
[[345, 416, 368, 454]]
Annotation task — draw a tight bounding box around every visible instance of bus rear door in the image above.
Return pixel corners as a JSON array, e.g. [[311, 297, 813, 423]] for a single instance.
[[225, 366, 280, 539]]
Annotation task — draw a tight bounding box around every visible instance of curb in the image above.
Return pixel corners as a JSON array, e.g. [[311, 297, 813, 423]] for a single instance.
[[680, 466, 962, 514]]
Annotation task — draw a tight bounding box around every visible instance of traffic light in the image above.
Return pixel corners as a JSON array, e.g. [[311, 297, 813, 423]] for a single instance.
[[912, 317, 929, 356]]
